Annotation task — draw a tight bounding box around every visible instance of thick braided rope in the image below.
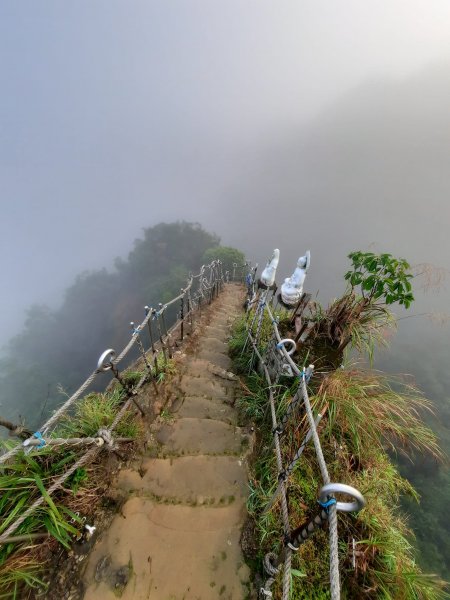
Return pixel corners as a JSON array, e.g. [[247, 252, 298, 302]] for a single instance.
[[282, 547, 292, 600], [22, 436, 132, 448]]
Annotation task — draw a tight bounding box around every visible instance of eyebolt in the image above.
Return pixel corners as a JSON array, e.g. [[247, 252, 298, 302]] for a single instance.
[[319, 483, 366, 513], [277, 338, 296, 356], [97, 349, 116, 372]]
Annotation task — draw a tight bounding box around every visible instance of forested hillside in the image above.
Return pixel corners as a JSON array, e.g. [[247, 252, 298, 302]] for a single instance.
[[0, 222, 244, 429]]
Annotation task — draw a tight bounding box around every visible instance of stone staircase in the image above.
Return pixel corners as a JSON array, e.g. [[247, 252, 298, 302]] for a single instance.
[[82, 285, 251, 600]]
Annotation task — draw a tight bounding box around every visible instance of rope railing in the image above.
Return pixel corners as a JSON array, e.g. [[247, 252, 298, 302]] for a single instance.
[[0, 260, 225, 546], [241, 267, 365, 600]]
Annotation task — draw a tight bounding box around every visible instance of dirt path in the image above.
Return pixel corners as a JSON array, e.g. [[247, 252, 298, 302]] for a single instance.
[[81, 285, 251, 600]]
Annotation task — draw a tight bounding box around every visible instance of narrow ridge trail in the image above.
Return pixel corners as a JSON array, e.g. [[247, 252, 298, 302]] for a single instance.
[[82, 285, 252, 600]]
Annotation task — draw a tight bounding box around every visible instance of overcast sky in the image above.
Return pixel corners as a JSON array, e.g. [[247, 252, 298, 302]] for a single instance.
[[1, 1, 450, 342]]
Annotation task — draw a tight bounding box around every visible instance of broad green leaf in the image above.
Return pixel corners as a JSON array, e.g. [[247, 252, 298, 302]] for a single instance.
[[291, 569, 306, 578]]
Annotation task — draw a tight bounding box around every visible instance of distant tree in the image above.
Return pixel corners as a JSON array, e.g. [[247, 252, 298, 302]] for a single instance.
[[202, 246, 245, 274], [119, 221, 220, 283]]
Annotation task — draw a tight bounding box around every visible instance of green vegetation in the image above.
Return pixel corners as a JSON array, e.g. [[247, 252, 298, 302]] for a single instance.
[[345, 252, 414, 307], [308, 252, 414, 366], [231, 252, 448, 599], [202, 246, 246, 274]]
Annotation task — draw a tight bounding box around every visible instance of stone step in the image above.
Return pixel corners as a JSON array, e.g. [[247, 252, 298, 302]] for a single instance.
[[210, 308, 236, 316], [182, 358, 236, 383], [117, 455, 247, 506], [179, 374, 232, 401], [213, 309, 237, 318], [154, 418, 247, 456], [210, 315, 236, 327], [82, 499, 250, 600], [197, 336, 229, 355], [217, 300, 244, 314], [204, 324, 231, 337], [196, 350, 232, 370], [175, 395, 237, 422]]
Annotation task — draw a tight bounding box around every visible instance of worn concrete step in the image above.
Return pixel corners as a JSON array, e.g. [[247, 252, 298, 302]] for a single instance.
[[175, 395, 237, 422], [212, 309, 238, 318], [196, 350, 232, 370], [210, 318, 237, 330], [82, 498, 250, 600], [205, 318, 234, 330], [182, 357, 236, 383], [204, 324, 231, 338], [179, 374, 232, 400], [117, 456, 247, 506], [155, 418, 247, 456], [197, 336, 229, 355], [213, 311, 239, 320]]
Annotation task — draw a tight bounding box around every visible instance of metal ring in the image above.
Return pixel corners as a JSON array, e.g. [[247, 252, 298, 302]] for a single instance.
[[97, 349, 116, 372], [319, 483, 366, 513], [277, 338, 296, 356]]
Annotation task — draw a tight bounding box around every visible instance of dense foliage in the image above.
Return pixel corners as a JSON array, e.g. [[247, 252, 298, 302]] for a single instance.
[[202, 246, 246, 275], [345, 251, 414, 307]]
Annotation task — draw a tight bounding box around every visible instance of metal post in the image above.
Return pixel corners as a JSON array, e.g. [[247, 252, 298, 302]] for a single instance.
[[153, 309, 168, 365], [159, 304, 173, 358], [145, 306, 156, 354], [180, 291, 185, 341], [130, 322, 151, 370], [187, 288, 193, 330], [110, 363, 146, 416]]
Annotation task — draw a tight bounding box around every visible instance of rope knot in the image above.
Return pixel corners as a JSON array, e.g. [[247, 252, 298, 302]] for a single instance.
[[96, 428, 115, 450], [263, 552, 281, 577]]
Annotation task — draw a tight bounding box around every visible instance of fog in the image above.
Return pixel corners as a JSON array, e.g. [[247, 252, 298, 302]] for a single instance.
[[1, 1, 450, 341], [1, 0, 450, 577]]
